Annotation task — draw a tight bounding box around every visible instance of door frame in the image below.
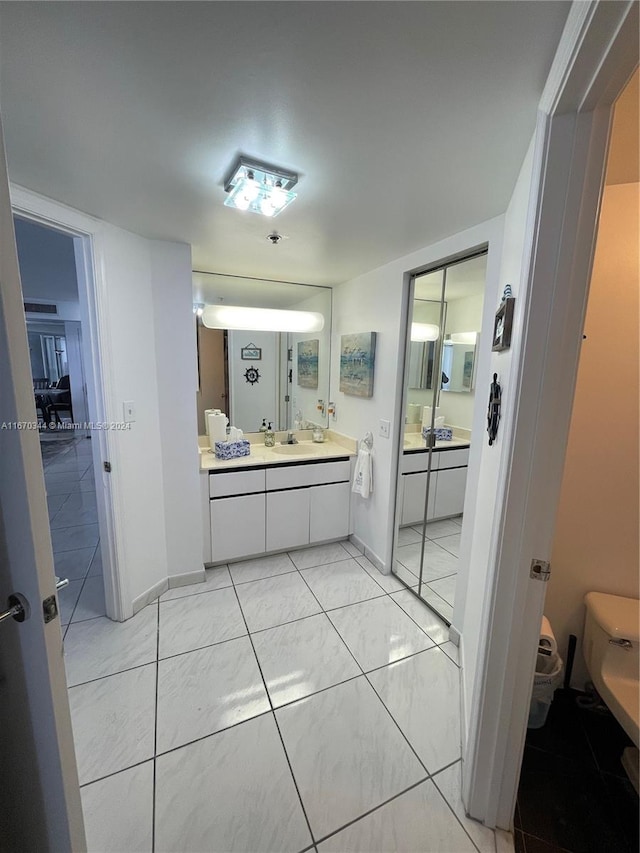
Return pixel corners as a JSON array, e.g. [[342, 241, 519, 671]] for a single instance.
[[463, 0, 639, 829], [11, 185, 127, 622]]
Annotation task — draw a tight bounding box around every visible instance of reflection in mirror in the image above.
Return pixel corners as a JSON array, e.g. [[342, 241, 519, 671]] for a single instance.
[[393, 252, 487, 626], [193, 272, 331, 435]]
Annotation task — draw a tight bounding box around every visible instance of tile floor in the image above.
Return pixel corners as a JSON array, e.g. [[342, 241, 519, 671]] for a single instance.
[[394, 516, 463, 622], [61, 536, 498, 852], [515, 688, 639, 853], [42, 434, 105, 633]]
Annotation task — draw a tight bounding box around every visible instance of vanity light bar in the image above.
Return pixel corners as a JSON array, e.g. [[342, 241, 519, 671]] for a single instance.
[[202, 305, 324, 333], [411, 323, 439, 342]]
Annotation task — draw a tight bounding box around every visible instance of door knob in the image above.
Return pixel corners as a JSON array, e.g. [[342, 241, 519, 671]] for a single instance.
[[0, 593, 30, 625]]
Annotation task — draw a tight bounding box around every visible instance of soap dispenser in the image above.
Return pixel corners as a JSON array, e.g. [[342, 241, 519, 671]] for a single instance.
[[259, 418, 268, 433], [264, 422, 275, 447]]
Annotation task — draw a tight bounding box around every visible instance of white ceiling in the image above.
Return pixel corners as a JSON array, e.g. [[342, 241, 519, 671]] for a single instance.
[[0, 2, 570, 287]]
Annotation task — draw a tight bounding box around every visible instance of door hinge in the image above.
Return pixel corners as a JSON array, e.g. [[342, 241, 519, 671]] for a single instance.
[[103, 461, 112, 473], [43, 594, 58, 624], [284, 395, 290, 402], [530, 559, 551, 582]]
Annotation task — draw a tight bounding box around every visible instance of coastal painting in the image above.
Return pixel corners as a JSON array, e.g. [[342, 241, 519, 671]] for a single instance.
[[297, 339, 319, 388], [339, 332, 377, 398]]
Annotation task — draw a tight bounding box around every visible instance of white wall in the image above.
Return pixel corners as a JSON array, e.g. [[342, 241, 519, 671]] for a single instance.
[[454, 140, 535, 733], [330, 216, 504, 569], [228, 330, 279, 433], [151, 240, 203, 584], [547, 181, 639, 687]]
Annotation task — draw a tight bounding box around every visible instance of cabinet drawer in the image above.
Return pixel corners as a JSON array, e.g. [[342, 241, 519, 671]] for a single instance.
[[309, 482, 350, 543], [401, 451, 440, 475], [266, 459, 350, 491], [266, 490, 310, 551], [211, 493, 266, 562], [209, 469, 266, 498], [437, 447, 469, 469]]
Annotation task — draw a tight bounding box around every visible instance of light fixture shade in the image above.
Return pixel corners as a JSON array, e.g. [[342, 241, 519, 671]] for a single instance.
[[224, 156, 298, 217], [411, 322, 440, 342], [202, 305, 324, 333]]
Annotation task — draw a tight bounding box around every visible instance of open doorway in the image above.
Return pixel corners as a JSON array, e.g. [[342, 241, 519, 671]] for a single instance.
[[14, 215, 106, 629]]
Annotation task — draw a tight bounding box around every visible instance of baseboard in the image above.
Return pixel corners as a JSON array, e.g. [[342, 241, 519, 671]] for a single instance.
[[349, 533, 367, 555], [449, 624, 461, 647], [350, 533, 387, 573], [495, 828, 515, 852], [132, 577, 168, 614], [168, 568, 206, 589]]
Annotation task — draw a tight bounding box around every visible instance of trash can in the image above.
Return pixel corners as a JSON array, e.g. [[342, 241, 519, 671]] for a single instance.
[[528, 650, 563, 729]]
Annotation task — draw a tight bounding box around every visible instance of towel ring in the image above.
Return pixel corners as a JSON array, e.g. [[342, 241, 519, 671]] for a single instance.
[[362, 431, 374, 450]]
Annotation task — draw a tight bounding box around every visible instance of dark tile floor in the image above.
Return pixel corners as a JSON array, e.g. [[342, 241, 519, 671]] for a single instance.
[[516, 688, 639, 853]]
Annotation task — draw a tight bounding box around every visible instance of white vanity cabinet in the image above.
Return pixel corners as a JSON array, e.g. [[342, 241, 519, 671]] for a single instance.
[[207, 458, 351, 564], [399, 446, 469, 527]]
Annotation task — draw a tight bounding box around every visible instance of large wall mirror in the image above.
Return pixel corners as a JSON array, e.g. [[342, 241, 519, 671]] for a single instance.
[[393, 253, 487, 625], [193, 272, 332, 435]]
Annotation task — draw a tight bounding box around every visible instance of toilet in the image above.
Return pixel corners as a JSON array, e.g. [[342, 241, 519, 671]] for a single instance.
[[583, 592, 639, 772]]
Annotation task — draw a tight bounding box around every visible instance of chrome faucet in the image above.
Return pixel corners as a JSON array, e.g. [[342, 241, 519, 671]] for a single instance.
[[285, 431, 298, 445]]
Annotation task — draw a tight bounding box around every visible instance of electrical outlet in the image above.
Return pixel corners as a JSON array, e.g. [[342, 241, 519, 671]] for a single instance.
[[123, 400, 136, 423], [379, 419, 391, 439]]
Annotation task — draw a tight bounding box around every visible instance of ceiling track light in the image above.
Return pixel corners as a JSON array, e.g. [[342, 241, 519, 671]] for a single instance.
[[223, 156, 298, 217]]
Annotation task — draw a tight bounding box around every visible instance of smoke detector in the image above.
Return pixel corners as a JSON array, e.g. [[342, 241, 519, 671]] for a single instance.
[[266, 232, 283, 245]]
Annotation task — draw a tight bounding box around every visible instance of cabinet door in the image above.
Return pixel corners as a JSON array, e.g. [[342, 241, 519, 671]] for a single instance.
[[433, 467, 467, 519], [401, 472, 436, 526], [309, 482, 350, 543], [211, 493, 265, 562], [266, 489, 310, 552]]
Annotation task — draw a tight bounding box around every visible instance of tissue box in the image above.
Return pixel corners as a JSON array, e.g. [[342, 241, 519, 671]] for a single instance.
[[214, 440, 251, 460], [422, 427, 453, 442]]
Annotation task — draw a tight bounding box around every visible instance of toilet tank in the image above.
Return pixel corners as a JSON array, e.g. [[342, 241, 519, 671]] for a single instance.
[[584, 592, 639, 682]]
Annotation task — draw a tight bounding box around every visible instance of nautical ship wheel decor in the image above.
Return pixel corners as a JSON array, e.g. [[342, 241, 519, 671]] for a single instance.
[[244, 367, 260, 385]]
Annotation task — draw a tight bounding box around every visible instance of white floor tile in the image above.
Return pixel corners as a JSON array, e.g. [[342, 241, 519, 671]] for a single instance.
[[433, 762, 496, 853], [160, 565, 232, 602], [64, 605, 158, 686], [392, 562, 419, 589], [81, 761, 154, 853], [318, 778, 477, 852], [396, 540, 458, 582], [276, 676, 425, 840], [428, 573, 457, 607], [50, 506, 98, 529], [357, 556, 406, 593], [413, 519, 463, 540], [71, 575, 106, 622], [44, 480, 82, 496], [235, 571, 321, 632], [229, 551, 297, 585], [301, 559, 385, 610], [396, 526, 424, 546], [159, 587, 246, 659], [156, 636, 269, 753], [390, 589, 450, 644], [435, 532, 461, 557], [69, 664, 156, 785], [60, 491, 98, 513], [47, 493, 68, 514], [341, 539, 363, 557], [155, 714, 312, 853], [368, 648, 461, 774], [44, 471, 83, 487], [288, 541, 351, 570], [421, 584, 455, 622], [87, 547, 102, 577], [252, 613, 360, 707], [54, 546, 96, 581], [328, 596, 434, 672], [51, 523, 99, 553]]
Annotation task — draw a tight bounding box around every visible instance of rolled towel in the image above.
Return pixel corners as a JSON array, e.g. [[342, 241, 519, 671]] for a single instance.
[[540, 615, 557, 653]]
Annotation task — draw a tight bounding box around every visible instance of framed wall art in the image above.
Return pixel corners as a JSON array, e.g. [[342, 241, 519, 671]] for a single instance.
[[339, 332, 377, 398], [492, 297, 515, 352], [241, 343, 262, 360]]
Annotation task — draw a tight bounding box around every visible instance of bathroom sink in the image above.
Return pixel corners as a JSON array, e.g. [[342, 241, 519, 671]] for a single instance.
[[272, 444, 314, 456]]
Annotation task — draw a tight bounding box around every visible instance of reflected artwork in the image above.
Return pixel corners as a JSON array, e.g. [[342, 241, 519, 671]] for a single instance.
[[297, 339, 319, 388]]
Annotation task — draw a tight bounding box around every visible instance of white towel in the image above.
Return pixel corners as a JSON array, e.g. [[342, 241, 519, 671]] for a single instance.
[[352, 446, 373, 498]]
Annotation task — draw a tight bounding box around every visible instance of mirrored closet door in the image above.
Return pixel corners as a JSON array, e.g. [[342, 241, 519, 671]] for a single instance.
[[392, 252, 487, 624]]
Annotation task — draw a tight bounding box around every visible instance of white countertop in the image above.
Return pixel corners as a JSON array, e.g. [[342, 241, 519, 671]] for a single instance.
[[199, 431, 357, 472], [403, 433, 470, 453]]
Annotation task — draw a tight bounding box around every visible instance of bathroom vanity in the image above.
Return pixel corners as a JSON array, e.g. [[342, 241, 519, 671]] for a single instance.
[[398, 439, 470, 526], [200, 433, 356, 564]]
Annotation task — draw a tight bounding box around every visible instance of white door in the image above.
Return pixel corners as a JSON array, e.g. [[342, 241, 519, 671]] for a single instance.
[[0, 113, 85, 848]]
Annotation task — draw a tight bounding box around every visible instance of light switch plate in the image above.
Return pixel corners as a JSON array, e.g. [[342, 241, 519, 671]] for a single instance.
[[123, 400, 136, 423], [379, 419, 391, 439]]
